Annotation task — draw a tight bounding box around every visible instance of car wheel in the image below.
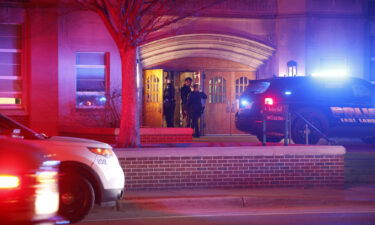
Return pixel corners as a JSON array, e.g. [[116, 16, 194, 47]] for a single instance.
[[291, 110, 327, 145], [256, 134, 283, 143], [59, 174, 94, 223], [361, 137, 375, 144]]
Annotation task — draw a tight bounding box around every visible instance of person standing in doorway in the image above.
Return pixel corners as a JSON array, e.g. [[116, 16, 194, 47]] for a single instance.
[[180, 77, 192, 127], [187, 84, 207, 138], [163, 78, 175, 127]]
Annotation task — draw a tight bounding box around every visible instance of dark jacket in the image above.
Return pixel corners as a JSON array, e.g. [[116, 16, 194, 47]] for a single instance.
[[163, 83, 175, 109], [187, 91, 207, 113], [180, 85, 191, 106]]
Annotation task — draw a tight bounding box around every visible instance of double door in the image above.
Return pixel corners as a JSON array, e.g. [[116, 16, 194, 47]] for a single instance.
[[204, 71, 255, 135]]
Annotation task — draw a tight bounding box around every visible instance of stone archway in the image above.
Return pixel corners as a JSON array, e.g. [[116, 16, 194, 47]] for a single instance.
[[140, 33, 275, 134], [140, 33, 274, 69]]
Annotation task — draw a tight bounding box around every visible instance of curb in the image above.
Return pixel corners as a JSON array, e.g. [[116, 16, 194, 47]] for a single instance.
[[117, 195, 375, 212]]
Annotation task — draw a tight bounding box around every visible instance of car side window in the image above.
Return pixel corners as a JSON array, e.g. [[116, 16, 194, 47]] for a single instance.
[[350, 82, 374, 105], [351, 84, 372, 98]]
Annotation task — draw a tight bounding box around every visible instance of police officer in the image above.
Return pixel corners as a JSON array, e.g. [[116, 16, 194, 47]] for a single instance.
[[187, 84, 207, 138], [180, 77, 192, 127], [163, 78, 175, 127]]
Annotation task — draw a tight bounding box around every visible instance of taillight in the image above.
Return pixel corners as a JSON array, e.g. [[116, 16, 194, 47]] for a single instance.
[[88, 147, 113, 157], [264, 97, 274, 105], [0, 175, 20, 189]]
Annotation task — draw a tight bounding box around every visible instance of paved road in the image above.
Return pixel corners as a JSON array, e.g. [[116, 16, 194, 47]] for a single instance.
[[80, 211, 375, 225]]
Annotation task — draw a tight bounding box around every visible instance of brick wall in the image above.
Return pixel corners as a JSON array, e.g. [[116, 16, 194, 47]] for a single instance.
[[116, 146, 345, 190], [345, 152, 375, 184]]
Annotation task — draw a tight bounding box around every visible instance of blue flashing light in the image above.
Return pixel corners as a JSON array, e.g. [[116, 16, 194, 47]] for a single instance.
[[311, 69, 347, 78], [240, 99, 250, 107], [99, 96, 107, 102], [284, 91, 292, 96]]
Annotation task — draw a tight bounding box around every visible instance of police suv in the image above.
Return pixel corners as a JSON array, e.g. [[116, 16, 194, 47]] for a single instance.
[[0, 113, 125, 223], [235, 76, 375, 144]]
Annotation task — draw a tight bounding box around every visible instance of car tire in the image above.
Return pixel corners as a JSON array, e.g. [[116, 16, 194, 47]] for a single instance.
[[291, 109, 327, 145], [58, 174, 95, 223], [256, 134, 283, 143]]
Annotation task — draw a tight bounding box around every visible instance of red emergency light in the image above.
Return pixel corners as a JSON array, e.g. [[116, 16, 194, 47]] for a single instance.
[[264, 97, 274, 106], [0, 175, 20, 189]]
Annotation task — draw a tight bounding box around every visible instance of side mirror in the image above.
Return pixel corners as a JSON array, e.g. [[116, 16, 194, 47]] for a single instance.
[[11, 129, 24, 139]]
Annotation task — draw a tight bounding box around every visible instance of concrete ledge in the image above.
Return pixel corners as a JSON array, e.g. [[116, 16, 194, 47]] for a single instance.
[[115, 146, 346, 158]]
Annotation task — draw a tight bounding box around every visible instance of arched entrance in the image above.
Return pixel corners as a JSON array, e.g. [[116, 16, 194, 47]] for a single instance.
[[140, 33, 274, 135]]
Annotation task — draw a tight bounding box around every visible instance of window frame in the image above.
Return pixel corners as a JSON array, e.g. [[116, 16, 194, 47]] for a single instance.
[[208, 76, 226, 104], [0, 23, 24, 109], [75, 52, 110, 109]]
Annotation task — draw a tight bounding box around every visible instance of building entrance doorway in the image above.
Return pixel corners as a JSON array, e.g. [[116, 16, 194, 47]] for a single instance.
[[204, 71, 255, 135], [142, 68, 255, 136], [142, 69, 202, 128]]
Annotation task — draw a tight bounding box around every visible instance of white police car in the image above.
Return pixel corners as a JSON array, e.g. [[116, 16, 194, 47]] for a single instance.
[[0, 113, 125, 223]]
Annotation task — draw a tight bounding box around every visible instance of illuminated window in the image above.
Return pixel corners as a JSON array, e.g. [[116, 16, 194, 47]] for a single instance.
[[235, 77, 250, 99], [287, 60, 297, 76], [76, 52, 108, 108], [145, 75, 160, 103], [209, 76, 226, 103], [0, 24, 22, 107]]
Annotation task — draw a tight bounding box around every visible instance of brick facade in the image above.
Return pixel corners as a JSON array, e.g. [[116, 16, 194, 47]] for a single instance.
[[116, 146, 345, 190]]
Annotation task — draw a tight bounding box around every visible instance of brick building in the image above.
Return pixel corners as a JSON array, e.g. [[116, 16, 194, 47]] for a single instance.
[[0, 0, 374, 137]]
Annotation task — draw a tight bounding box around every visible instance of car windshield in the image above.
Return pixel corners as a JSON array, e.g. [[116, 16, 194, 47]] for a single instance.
[[246, 81, 271, 94], [0, 114, 46, 140]]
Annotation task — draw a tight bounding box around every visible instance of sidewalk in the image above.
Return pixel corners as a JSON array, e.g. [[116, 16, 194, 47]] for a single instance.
[[117, 185, 375, 213]]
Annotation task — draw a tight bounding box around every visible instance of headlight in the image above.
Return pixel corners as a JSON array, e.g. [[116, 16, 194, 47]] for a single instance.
[[88, 147, 113, 157]]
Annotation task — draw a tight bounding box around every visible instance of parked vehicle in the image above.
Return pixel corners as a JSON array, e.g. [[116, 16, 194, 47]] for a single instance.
[[0, 113, 125, 223], [0, 137, 59, 225], [235, 76, 375, 144]]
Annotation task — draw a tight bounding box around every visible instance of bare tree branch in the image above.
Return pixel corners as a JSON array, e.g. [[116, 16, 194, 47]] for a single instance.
[[146, 0, 226, 34], [77, 0, 226, 47]]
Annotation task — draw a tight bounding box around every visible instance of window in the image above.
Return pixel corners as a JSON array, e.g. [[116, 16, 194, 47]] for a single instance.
[[287, 60, 297, 76], [235, 77, 250, 99], [209, 76, 226, 103], [0, 24, 22, 107], [245, 81, 270, 94], [76, 52, 108, 108], [145, 75, 160, 103], [351, 83, 372, 99]]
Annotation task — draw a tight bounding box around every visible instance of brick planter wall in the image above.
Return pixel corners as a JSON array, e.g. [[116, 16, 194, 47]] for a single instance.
[[116, 146, 345, 190], [140, 128, 193, 144], [59, 127, 193, 145]]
